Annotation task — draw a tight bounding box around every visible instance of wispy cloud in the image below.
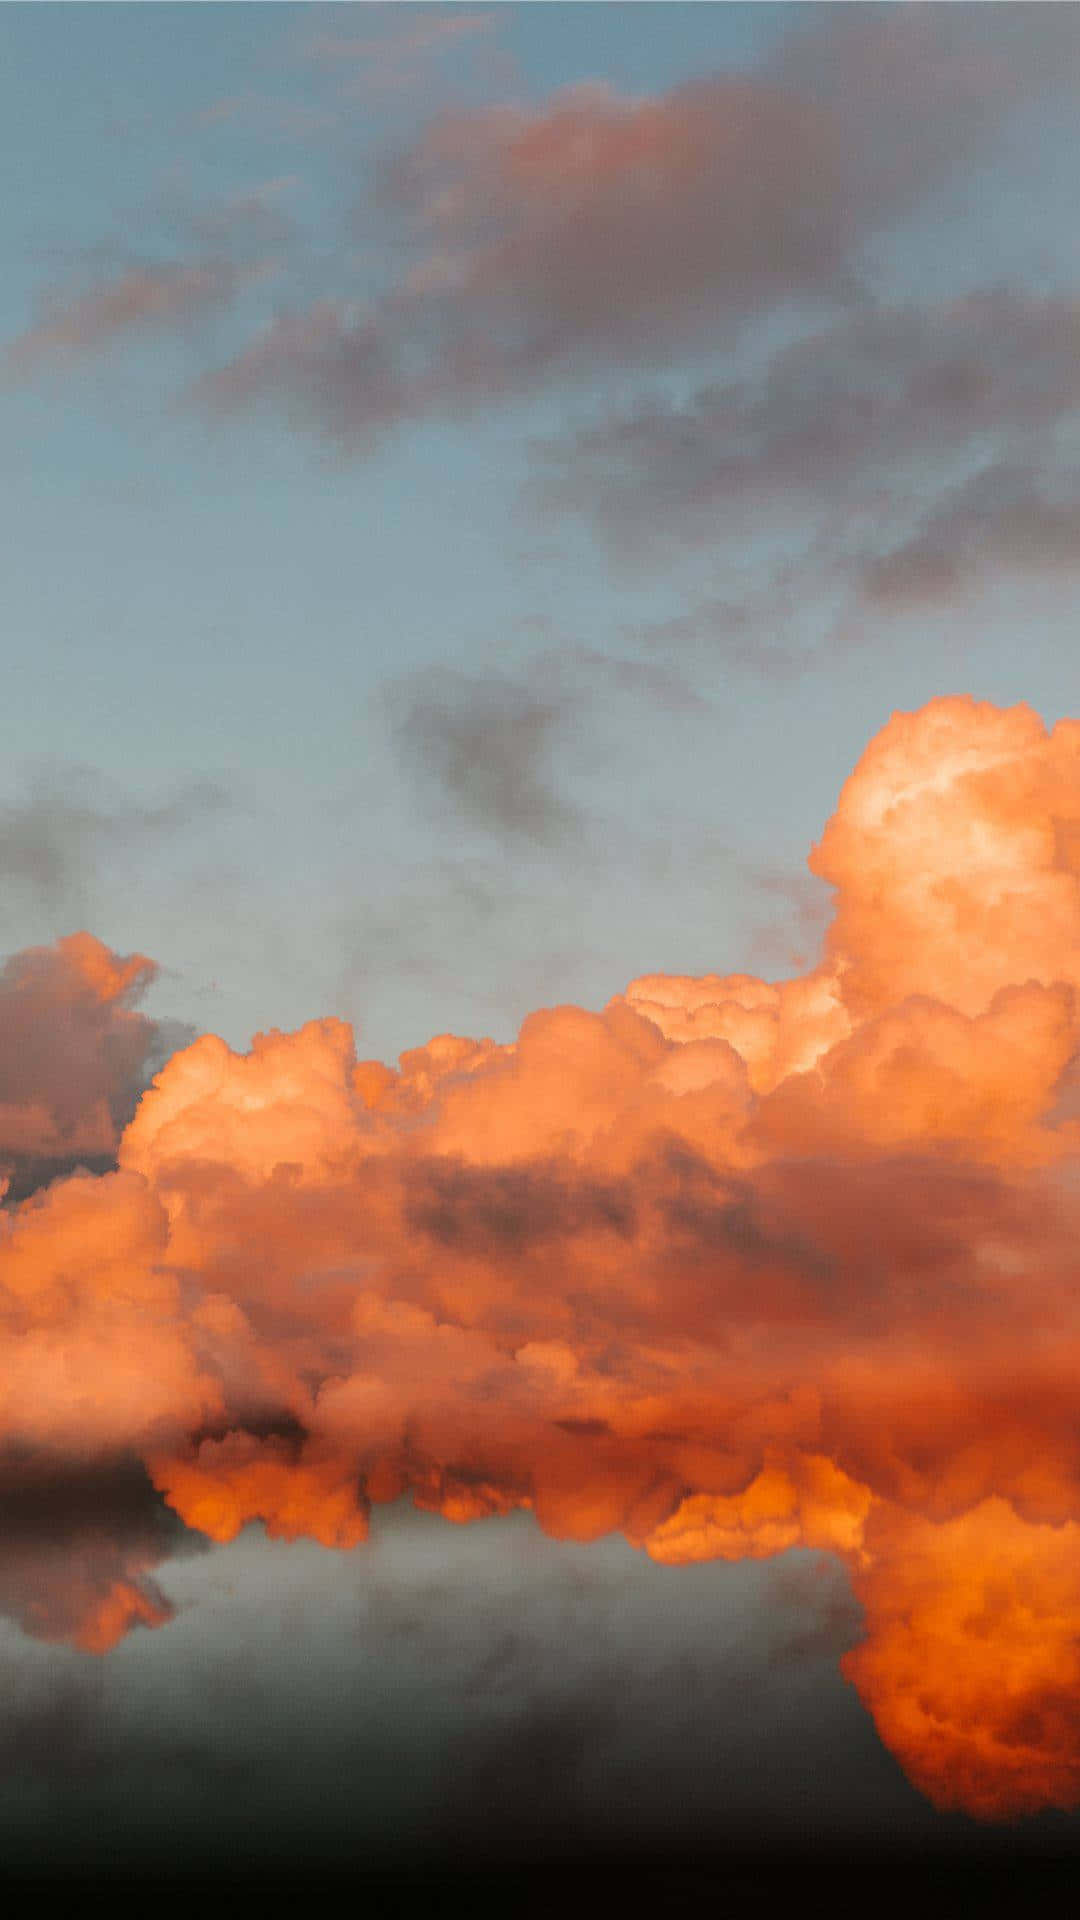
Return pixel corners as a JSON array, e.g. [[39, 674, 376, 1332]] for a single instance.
[[305, 7, 496, 92], [0, 763, 232, 924], [4, 261, 250, 380], [189, 7, 1080, 446]]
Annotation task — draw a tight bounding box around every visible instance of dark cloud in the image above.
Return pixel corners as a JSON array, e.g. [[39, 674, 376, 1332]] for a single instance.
[[770, 3, 1080, 215], [191, 9, 1080, 447], [538, 291, 1080, 557], [404, 1156, 635, 1256], [0, 762, 232, 925], [625, 598, 804, 678], [192, 59, 858, 439], [862, 464, 1080, 608], [0, 1671, 104, 1788], [0, 934, 158, 1199], [433, 1695, 618, 1862], [0, 929, 199, 1205], [0, 1453, 196, 1648], [526, 642, 708, 714], [383, 645, 705, 862], [386, 666, 580, 846], [0, 1503, 937, 1877]]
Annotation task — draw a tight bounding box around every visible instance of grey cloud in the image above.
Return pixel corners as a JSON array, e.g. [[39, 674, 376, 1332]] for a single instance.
[[386, 665, 580, 846], [0, 764, 223, 1200], [532, 642, 709, 714], [0, 1455, 195, 1648], [0, 934, 158, 1201], [403, 1156, 635, 1256], [0, 762, 233, 924], [3, 1501, 1074, 1875], [625, 598, 805, 679], [862, 464, 1080, 608], [771, 3, 1080, 218], [384, 642, 709, 857], [192, 9, 1078, 448], [534, 288, 1080, 642], [539, 292, 1080, 555]]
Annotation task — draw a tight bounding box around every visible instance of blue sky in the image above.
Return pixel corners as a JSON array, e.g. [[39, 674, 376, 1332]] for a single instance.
[[5, 4, 1077, 1065]]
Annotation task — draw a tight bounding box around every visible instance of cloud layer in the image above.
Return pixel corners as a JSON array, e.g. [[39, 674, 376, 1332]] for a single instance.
[[188, 7, 1077, 446], [3, 697, 1080, 1819]]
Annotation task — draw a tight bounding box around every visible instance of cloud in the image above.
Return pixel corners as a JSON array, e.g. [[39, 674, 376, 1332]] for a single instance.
[[0, 762, 232, 924], [4, 696, 1080, 1821], [0, 932, 163, 1200], [386, 665, 580, 845], [0, 1454, 194, 1651], [624, 599, 804, 679], [191, 67, 854, 438], [305, 7, 497, 98], [192, 8, 1076, 446], [862, 463, 1080, 608], [384, 649, 700, 858], [4, 260, 247, 380], [537, 291, 1080, 558]]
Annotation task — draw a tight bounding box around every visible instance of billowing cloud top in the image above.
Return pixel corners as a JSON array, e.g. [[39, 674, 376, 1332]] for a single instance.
[[4, 697, 1080, 1820]]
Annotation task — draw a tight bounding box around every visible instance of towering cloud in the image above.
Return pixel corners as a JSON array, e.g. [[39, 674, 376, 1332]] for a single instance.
[[3, 697, 1080, 1819]]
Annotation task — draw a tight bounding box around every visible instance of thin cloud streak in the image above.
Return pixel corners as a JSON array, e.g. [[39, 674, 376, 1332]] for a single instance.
[[4, 261, 248, 380]]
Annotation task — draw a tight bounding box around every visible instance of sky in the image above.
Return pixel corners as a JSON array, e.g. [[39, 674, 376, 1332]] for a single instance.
[[4, 0, 1080, 1891]]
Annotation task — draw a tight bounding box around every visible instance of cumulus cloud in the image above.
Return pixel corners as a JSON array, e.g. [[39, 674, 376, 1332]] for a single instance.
[[0, 1456, 192, 1651], [5, 698, 1080, 1821], [0, 932, 163, 1201]]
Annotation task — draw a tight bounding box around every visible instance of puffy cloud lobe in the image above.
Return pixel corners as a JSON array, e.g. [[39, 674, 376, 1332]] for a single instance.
[[5, 697, 1080, 1818], [845, 1500, 1080, 1820], [0, 1457, 189, 1654], [0, 932, 161, 1199], [810, 696, 1080, 1018], [0, 1168, 218, 1454]]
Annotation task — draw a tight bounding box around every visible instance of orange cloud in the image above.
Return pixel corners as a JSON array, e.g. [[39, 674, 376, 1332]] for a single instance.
[[4, 696, 1080, 1820], [5, 263, 244, 379], [0, 932, 160, 1197]]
